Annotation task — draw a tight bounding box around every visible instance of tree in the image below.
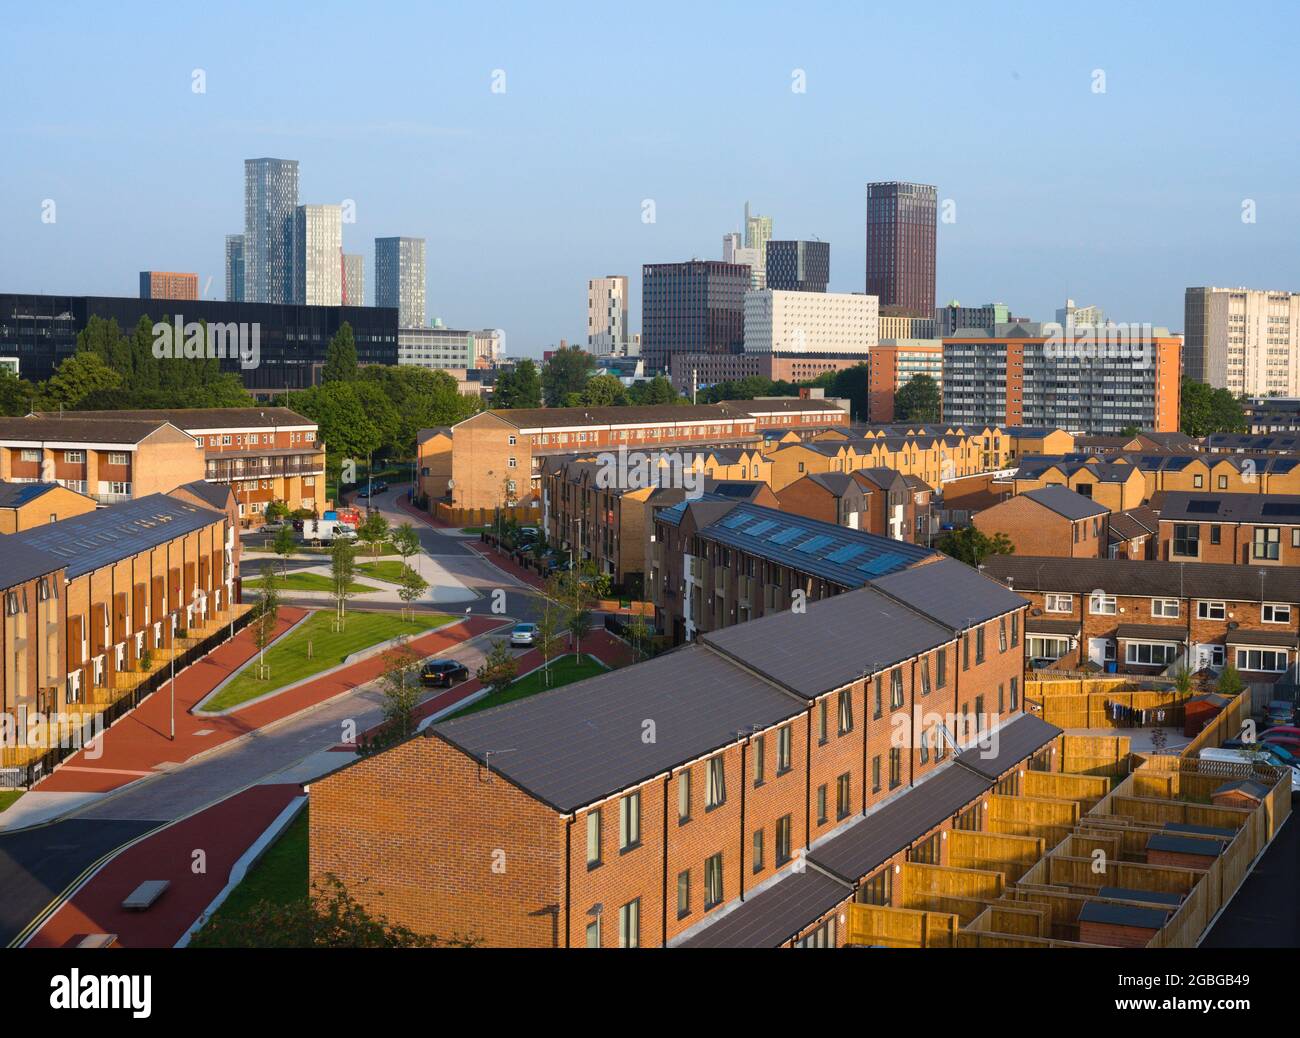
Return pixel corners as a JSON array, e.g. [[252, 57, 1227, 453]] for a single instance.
[[626, 611, 652, 662], [1180, 379, 1247, 437], [272, 525, 297, 576], [378, 636, 421, 740], [476, 638, 518, 697], [494, 359, 542, 409], [894, 374, 941, 423], [535, 573, 572, 687], [37, 352, 122, 410], [396, 563, 429, 621], [265, 499, 291, 521], [322, 322, 359, 383], [252, 567, 281, 680], [580, 373, 629, 407], [827, 363, 872, 421], [330, 537, 358, 630], [288, 381, 382, 465], [392, 522, 421, 565], [191, 873, 475, 948], [357, 510, 390, 556], [1217, 661, 1245, 698], [627, 375, 681, 406], [0, 368, 34, 417], [936, 526, 1015, 566], [541, 346, 595, 406]]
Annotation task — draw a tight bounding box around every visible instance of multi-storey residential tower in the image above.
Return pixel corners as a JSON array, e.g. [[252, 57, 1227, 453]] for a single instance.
[[342, 254, 365, 306], [765, 240, 830, 293], [243, 158, 299, 304], [1185, 286, 1300, 394], [722, 233, 765, 290], [743, 201, 772, 258], [375, 237, 427, 328], [641, 261, 749, 373], [865, 181, 936, 318], [934, 300, 1011, 337], [587, 275, 629, 355], [293, 205, 343, 306], [138, 272, 198, 301], [224, 234, 245, 302]]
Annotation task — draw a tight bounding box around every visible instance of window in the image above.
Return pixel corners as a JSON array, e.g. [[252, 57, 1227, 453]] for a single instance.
[[1294, 529, 1300, 549], [706, 755, 726, 809], [586, 919, 600, 948], [1151, 599, 1179, 618], [1253, 527, 1281, 561], [816, 784, 828, 824], [1045, 593, 1073, 613], [999, 618, 1008, 652], [919, 727, 930, 765], [873, 674, 882, 718], [919, 657, 932, 697], [817, 698, 828, 743], [838, 689, 853, 734], [872, 755, 881, 792], [64, 450, 84, 464], [1237, 648, 1288, 673], [776, 815, 792, 865], [1210, 525, 1221, 545], [107, 452, 129, 466], [619, 899, 640, 947], [837, 773, 852, 818], [619, 793, 640, 851], [1125, 641, 1177, 666], [1197, 601, 1226, 620], [1011, 612, 1019, 647], [1218, 474, 1228, 490], [935, 647, 947, 688], [677, 770, 691, 823], [1010, 677, 1019, 710], [752, 734, 766, 786], [20, 449, 39, 462], [998, 683, 1005, 713], [677, 871, 691, 919], [1263, 603, 1292, 624], [777, 725, 792, 773], [975, 626, 986, 663], [507, 434, 517, 445], [704, 854, 724, 909], [1172, 524, 1199, 558], [860, 869, 891, 906], [795, 919, 835, 948], [586, 809, 601, 867], [1193, 474, 1203, 488], [752, 829, 764, 872], [962, 631, 971, 670], [889, 748, 902, 788], [1090, 593, 1117, 615]]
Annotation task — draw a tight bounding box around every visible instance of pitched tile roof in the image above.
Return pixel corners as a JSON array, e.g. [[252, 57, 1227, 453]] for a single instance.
[[1022, 485, 1109, 521]]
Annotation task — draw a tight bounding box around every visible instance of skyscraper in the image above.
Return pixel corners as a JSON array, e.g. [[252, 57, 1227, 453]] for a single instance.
[[865, 181, 936, 318], [587, 275, 629, 355], [641, 260, 749, 374], [722, 232, 765, 290], [764, 240, 830, 293], [1185, 286, 1300, 394], [224, 234, 245, 302], [292, 204, 343, 306], [743, 201, 772, 258], [244, 158, 299, 304], [375, 237, 427, 328], [342, 254, 365, 306]]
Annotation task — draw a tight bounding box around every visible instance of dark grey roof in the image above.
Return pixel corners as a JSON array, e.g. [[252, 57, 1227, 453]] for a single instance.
[[1146, 832, 1225, 857], [0, 481, 65, 508], [1210, 780, 1269, 801], [0, 543, 65, 589], [1022, 485, 1109, 521], [1115, 624, 1186, 643], [809, 764, 992, 883], [805, 471, 861, 497], [1158, 491, 1300, 524], [31, 406, 312, 431], [677, 867, 851, 948], [1026, 618, 1079, 636], [0, 494, 225, 580], [955, 714, 1061, 780], [981, 556, 1300, 605], [702, 587, 953, 699], [870, 557, 1028, 629], [1078, 901, 1168, 930], [1108, 506, 1159, 542], [170, 479, 232, 511], [431, 644, 801, 812], [1226, 629, 1300, 648], [1098, 886, 1182, 907]]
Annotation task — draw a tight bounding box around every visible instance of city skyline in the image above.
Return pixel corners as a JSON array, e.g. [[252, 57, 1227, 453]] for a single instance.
[[2, 2, 1298, 353]]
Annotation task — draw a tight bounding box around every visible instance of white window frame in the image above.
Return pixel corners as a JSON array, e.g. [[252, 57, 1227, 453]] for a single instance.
[[1124, 641, 1177, 667], [1197, 600, 1226, 620], [1089, 593, 1117, 616], [1151, 598, 1180, 618], [1262, 603, 1292, 624], [1045, 593, 1073, 614], [1235, 647, 1287, 673]]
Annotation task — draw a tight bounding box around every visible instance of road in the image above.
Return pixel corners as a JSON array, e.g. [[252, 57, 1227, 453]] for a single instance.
[[0, 486, 542, 946]]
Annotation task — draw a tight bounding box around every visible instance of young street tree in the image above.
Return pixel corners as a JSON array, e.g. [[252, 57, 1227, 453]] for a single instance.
[[378, 636, 422, 741], [535, 573, 572, 687], [358, 510, 390, 556], [253, 567, 281, 680], [936, 526, 1014, 566], [396, 563, 429, 622], [330, 536, 358, 630], [476, 638, 518, 698], [273, 524, 297, 576], [392, 521, 421, 564]]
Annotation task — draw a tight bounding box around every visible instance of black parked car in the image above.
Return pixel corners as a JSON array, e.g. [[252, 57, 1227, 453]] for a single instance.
[[421, 659, 470, 688]]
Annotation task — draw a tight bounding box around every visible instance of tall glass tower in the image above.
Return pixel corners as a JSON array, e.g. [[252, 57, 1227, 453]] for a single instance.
[[244, 158, 300, 304], [375, 237, 427, 328]]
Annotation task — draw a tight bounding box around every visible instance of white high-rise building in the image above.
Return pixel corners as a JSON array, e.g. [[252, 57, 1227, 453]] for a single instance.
[[1187, 286, 1300, 395], [1056, 298, 1106, 328], [722, 233, 765, 290], [293, 205, 343, 306], [743, 290, 878, 354], [342, 254, 365, 306], [375, 237, 427, 328], [587, 275, 629, 355], [243, 158, 299, 304]]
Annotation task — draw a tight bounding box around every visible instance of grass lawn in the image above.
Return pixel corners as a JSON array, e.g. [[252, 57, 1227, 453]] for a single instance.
[[0, 790, 24, 814], [245, 572, 377, 593], [451, 654, 608, 718], [204, 610, 455, 711], [196, 807, 308, 941], [297, 540, 396, 556], [356, 560, 411, 583], [460, 526, 488, 536]]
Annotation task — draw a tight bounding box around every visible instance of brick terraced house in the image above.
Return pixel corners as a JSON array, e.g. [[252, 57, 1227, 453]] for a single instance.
[[309, 557, 1044, 948], [1157, 491, 1300, 566], [981, 555, 1300, 682], [973, 485, 1110, 558]]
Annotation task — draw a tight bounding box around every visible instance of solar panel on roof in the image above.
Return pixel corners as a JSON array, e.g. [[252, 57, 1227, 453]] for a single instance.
[[1261, 502, 1300, 519], [825, 544, 867, 564], [1185, 500, 1220, 514], [793, 535, 834, 554], [858, 552, 907, 575], [743, 519, 777, 537], [769, 526, 806, 545], [719, 512, 752, 530]]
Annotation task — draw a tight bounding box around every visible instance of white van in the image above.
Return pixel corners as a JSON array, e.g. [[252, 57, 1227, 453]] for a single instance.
[[1199, 746, 1300, 794], [302, 519, 357, 543]]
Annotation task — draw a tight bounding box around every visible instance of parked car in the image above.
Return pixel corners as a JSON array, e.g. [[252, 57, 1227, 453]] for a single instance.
[[292, 518, 305, 532], [260, 519, 290, 533], [373, 480, 388, 493], [510, 623, 539, 647], [356, 487, 371, 499], [1266, 701, 1297, 727], [1261, 725, 1300, 739], [1199, 745, 1300, 793], [421, 659, 470, 688], [1260, 733, 1300, 754]]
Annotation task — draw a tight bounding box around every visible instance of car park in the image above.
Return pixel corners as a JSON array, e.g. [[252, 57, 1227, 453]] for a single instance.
[[421, 659, 470, 688]]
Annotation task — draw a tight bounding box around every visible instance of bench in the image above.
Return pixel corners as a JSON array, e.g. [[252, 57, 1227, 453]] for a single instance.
[[121, 880, 170, 911]]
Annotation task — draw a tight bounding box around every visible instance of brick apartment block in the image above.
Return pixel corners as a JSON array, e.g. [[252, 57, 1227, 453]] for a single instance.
[[1157, 491, 1300, 566], [982, 555, 1300, 683], [973, 485, 1109, 558], [0, 480, 97, 533], [309, 557, 1046, 948]]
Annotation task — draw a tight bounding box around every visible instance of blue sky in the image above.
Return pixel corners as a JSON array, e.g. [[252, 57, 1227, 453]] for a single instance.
[[2, 0, 1298, 355]]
